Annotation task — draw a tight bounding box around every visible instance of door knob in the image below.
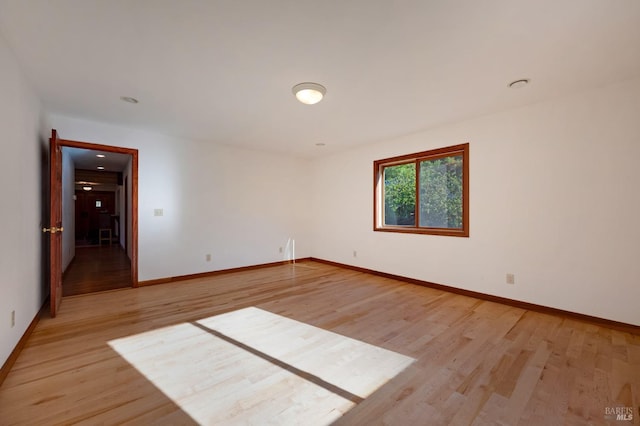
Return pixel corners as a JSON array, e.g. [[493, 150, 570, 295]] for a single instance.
[[42, 226, 64, 234]]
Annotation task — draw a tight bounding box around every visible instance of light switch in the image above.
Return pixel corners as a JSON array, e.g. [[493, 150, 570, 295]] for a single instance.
[[154, 208, 163, 217]]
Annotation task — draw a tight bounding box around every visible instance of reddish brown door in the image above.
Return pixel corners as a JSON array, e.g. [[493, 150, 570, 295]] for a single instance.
[[48, 129, 63, 317]]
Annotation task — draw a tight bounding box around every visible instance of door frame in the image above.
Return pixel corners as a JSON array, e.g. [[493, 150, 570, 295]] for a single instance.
[[59, 138, 139, 286], [49, 130, 63, 317]]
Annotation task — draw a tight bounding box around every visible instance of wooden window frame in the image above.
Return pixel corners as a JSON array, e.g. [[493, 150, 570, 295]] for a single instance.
[[373, 143, 469, 237]]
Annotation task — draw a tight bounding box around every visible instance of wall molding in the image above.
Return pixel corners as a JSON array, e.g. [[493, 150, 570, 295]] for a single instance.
[[138, 258, 312, 287], [0, 299, 48, 388], [310, 258, 640, 335]]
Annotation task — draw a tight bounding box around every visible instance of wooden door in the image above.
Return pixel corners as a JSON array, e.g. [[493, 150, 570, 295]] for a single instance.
[[47, 129, 63, 317]]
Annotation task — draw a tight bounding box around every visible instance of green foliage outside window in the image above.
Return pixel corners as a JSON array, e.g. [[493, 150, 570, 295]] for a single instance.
[[383, 155, 462, 229], [383, 163, 415, 225], [419, 155, 463, 228], [375, 143, 468, 236]]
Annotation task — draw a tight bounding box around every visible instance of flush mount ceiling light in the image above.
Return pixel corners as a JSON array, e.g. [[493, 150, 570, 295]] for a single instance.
[[120, 96, 139, 104], [96, 154, 105, 158], [97, 166, 105, 170], [82, 186, 92, 191], [508, 79, 530, 89], [292, 82, 326, 105]]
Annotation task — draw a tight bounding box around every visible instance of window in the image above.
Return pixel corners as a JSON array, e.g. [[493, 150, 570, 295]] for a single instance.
[[374, 143, 469, 237]]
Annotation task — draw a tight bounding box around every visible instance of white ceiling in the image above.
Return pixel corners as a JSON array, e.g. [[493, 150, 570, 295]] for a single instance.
[[65, 147, 130, 172], [66, 147, 130, 191], [1, 0, 639, 158]]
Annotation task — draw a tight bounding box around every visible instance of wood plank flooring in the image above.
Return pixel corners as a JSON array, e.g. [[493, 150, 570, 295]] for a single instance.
[[62, 245, 131, 296], [1, 261, 638, 425]]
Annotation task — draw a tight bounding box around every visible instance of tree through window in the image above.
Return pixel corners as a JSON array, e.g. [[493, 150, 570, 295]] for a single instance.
[[374, 143, 469, 237]]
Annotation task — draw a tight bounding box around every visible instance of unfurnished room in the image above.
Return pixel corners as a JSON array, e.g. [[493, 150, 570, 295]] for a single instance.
[[0, 1, 639, 425]]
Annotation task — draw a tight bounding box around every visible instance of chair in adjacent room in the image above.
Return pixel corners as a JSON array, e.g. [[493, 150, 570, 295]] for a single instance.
[[98, 212, 112, 246]]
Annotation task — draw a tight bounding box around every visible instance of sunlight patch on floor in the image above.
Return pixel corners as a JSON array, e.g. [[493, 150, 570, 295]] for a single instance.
[[108, 307, 414, 425]]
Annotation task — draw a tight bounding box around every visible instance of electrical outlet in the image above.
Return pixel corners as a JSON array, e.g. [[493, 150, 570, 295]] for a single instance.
[[206, 254, 211, 262], [11, 310, 15, 328], [353, 250, 357, 258], [279, 247, 283, 253], [506, 273, 515, 285]]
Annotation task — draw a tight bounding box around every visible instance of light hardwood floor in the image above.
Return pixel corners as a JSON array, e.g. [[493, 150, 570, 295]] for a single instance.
[[1, 261, 638, 425]]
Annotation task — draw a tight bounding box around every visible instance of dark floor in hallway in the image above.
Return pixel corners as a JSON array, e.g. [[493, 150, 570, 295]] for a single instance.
[[63, 245, 132, 296]]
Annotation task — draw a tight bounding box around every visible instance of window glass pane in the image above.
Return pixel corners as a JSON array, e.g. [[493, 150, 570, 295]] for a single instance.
[[383, 163, 416, 226], [419, 155, 463, 228]]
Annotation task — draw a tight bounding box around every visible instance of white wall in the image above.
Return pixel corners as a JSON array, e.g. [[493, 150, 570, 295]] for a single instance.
[[3, 33, 636, 374], [0, 35, 47, 367], [61, 148, 75, 271], [310, 78, 640, 326], [48, 115, 311, 281]]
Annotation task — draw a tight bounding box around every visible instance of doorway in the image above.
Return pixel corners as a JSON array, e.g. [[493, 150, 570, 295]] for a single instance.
[[58, 138, 139, 296]]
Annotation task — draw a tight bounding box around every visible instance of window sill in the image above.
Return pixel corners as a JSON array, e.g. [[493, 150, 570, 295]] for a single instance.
[[374, 226, 469, 237]]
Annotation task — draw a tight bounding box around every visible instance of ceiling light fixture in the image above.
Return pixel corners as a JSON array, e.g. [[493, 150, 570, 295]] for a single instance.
[[96, 154, 105, 158], [97, 166, 105, 170], [292, 82, 326, 105], [82, 186, 92, 191], [508, 79, 530, 89], [120, 96, 139, 104]]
